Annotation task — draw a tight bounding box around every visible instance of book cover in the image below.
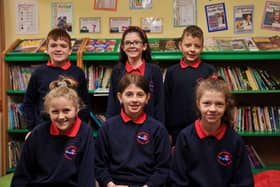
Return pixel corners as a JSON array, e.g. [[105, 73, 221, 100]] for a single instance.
[[13, 39, 44, 52], [252, 35, 280, 51]]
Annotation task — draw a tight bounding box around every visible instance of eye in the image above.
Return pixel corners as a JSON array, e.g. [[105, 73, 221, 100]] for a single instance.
[[50, 43, 57, 48], [125, 91, 133, 97], [60, 44, 68, 48]]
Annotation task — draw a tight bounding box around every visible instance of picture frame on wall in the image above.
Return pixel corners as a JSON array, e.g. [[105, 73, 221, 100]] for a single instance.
[[94, 0, 117, 11], [205, 3, 228, 32], [51, 2, 73, 33], [233, 5, 254, 34], [261, 1, 280, 31], [109, 17, 131, 33], [80, 17, 101, 33], [129, 0, 152, 9], [141, 17, 163, 33], [173, 0, 196, 27]]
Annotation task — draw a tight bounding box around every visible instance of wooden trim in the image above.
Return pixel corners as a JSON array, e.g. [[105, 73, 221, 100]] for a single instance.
[[0, 0, 6, 176]]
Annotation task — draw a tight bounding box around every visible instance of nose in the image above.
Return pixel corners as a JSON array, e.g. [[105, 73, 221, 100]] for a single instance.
[[58, 112, 65, 120], [209, 104, 216, 111]]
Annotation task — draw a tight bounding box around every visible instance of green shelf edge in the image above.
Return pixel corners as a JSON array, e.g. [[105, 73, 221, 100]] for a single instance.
[[239, 131, 280, 136], [6, 167, 16, 174], [5, 50, 280, 61], [252, 165, 280, 174], [7, 129, 29, 133]]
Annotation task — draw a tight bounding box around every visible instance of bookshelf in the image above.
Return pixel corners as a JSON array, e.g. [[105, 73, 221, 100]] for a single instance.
[[1, 38, 280, 175]]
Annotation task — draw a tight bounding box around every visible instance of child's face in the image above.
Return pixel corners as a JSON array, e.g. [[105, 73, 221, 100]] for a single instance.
[[47, 39, 72, 65], [196, 90, 226, 127], [48, 96, 78, 133], [122, 32, 147, 61], [117, 83, 150, 119], [179, 34, 203, 64]]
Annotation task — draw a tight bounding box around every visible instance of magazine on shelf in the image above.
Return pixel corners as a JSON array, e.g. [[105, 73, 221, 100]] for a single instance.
[[13, 39, 45, 52], [252, 35, 280, 51]]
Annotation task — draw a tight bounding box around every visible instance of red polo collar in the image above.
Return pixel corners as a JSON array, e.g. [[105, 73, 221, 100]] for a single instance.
[[125, 59, 145, 76], [50, 116, 81, 137], [47, 60, 71, 70], [195, 119, 226, 140], [180, 58, 201, 69], [121, 109, 146, 125]]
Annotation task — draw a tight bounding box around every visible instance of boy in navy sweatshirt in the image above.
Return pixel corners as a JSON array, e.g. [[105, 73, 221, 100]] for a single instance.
[[164, 25, 216, 145], [23, 28, 89, 132]]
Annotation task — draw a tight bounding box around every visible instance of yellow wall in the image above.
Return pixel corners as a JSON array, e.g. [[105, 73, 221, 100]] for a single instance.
[[4, 0, 278, 47]]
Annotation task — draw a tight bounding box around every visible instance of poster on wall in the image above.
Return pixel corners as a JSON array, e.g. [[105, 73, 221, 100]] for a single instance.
[[94, 0, 117, 11], [129, 0, 152, 9], [51, 2, 73, 33], [80, 17, 101, 33], [109, 17, 131, 33], [205, 3, 228, 32], [15, 0, 38, 34], [262, 1, 280, 31], [234, 5, 254, 34], [173, 0, 196, 27], [141, 17, 163, 33]]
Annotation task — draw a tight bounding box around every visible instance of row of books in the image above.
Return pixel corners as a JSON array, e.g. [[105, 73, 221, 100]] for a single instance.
[[234, 106, 280, 132], [9, 65, 36, 90], [8, 102, 26, 129], [9, 35, 280, 53], [8, 141, 24, 169], [217, 66, 280, 91], [246, 145, 265, 169], [85, 64, 112, 91]]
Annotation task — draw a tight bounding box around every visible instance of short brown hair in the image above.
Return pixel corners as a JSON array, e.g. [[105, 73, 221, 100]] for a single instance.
[[118, 74, 150, 94], [180, 25, 204, 46], [46, 28, 72, 48]]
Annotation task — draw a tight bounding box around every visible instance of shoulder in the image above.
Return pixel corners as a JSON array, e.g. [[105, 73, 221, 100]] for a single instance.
[[200, 62, 216, 70], [69, 65, 85, 74], [31, 64, 48, 76], [167, 63, 180, 72], [28, 121, 51, 140]]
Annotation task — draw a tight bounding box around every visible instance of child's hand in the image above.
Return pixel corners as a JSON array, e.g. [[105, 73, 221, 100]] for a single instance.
[[25, 131, 31, 140], [143, 185, 148, 187], [107, 181, 115, 187]]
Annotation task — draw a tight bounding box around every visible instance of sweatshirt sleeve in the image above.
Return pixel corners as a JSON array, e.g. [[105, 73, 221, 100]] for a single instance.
[[95, 125, 113, 186], [146, 126, 171, 186], [151, 65, 165, 124], [230, 138, 254, 187], [11, 134, 35, 187], [78, 127, 96, 187], [105, 67, 121, 119], [169, 132, 192, 187], [23, 73, 38, 131], [76, 70, 90, 123]]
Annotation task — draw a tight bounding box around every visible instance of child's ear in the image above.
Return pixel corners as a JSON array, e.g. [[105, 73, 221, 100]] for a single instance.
[[196, 99, 200, 110], [178, 41, 182, 51], [143, 43, 148, 51], [117, 92, 122, 104]]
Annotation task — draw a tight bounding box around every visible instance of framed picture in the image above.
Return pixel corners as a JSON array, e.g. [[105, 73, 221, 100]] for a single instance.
[[80, 17, 101, 33], [233, 5, 254, 34], [262, 1, 280, 31], [141, 17, 163, 33], [129, 0, 152, 9], [173, 0, 196, 27], [94, 0, 117, 11], [51, 2, 73, 33], [205, 3, 228, 32], [109, 17, 131, 33]]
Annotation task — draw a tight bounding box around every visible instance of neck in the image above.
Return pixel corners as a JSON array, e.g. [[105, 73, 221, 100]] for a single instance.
[[128, 58, 143, 68], [200, 119, 221, 134]]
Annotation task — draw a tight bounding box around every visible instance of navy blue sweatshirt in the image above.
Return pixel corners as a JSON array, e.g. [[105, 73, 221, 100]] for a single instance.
[[95, 114, 171, 187], [164, 60, 216, 144], [23, 62, 90, 130], [11, 118, 96, 187], [169, 120, 254, 187], [105, 62, 165, 123]]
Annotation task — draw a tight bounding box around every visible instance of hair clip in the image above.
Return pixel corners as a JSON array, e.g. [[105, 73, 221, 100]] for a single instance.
[[211, 75, 218, 80], [57, 81, 68, 88]]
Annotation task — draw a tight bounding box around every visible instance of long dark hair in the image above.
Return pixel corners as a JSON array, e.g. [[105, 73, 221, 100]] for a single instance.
[[119, 26, 152, 64]]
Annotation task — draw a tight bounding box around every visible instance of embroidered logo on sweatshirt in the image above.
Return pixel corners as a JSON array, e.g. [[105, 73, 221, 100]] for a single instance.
[[149, 80, 154, 93], [217, 151, 232, 166], [64, 145, 78, 160], [137, 132, 150, 144]]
